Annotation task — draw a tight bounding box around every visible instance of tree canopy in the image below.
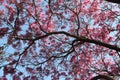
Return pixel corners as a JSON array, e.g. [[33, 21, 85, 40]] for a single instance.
[[0, 0, 120, 80]]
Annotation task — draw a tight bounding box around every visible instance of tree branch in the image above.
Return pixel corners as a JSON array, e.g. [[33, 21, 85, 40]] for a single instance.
[[35, 31, 120, 52], [91, 75, 114, 80], [15, 41, 34, 68], [16, 31, 120, 52], [105, 0, 120, 3]]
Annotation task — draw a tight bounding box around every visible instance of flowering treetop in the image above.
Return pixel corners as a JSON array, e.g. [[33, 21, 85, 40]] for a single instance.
[[0, 0, 120, 80]]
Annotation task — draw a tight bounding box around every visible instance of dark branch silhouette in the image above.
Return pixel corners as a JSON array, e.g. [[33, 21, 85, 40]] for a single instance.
[[15, 31, 120, 52], [105, 0, 120, 3], [91, 75, 114, 80]]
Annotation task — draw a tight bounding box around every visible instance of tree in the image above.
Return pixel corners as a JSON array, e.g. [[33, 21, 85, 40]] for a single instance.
[[0, 0, 120, 80]]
